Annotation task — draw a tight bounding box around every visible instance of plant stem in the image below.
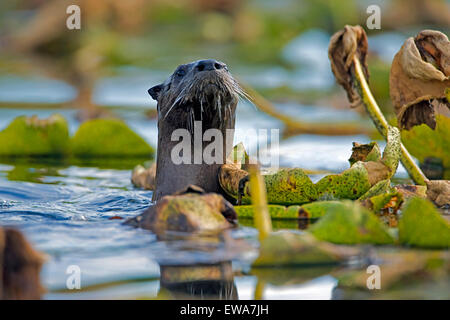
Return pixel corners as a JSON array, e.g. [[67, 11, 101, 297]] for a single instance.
[[248, 165, 272, 241], [353, 57, 428, 185], [242, 84, 372, 137]]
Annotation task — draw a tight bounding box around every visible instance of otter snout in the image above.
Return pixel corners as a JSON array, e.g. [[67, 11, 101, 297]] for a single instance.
[[194, 59, 226, 73]]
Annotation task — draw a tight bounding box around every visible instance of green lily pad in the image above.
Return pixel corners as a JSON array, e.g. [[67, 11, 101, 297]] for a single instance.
[[234, 168, 318, 205], [264, 169, 318, 205], [358, 179, 391, 200], [315, 162, 371, 200], [298, 201, 346, 219], [234, 205, 299, 219], [0, 115, 69, 157], [360, 191, 403, 214], [398, 197, 450, 249], [72, 118, 154, 158], [401, 115, 450, 179], [252, 231, 353, 267], [310, 200, 394, 245]]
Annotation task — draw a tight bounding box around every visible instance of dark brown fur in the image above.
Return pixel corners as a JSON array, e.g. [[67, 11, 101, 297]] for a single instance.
[[148, 60, 244, 201], [0, 228, 45, 300]]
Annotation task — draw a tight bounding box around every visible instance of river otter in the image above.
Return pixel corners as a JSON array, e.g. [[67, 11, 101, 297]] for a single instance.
[[149, 59, 244, 201]]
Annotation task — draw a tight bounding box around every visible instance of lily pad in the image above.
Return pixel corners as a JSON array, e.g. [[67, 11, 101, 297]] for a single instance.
[[0, 115, 69, 157], [310, 200, 394, 245], [252, 231, 356, 267], [298, 201, 346, 219], [401, 115, 450, 179], [398, 197, 450, 248], [72, 118, 154, 158], [315, 162, 371, 200]]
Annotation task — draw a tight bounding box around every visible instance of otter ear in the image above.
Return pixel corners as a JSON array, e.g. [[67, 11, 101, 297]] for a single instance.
[[148, 84, 164, 100]]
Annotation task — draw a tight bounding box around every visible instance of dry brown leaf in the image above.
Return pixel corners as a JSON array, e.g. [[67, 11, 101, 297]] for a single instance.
[[426, 180, 450, 207], [390, 30, 450, 130], [328, 25, 369, 108]]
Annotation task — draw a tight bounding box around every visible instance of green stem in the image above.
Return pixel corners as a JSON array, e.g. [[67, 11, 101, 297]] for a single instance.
[[248, 165, 272, 241], [353, 57, 428, 185]]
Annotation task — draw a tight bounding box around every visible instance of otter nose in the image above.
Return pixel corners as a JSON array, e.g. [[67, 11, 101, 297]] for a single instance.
[[195, 59, 225, 72]]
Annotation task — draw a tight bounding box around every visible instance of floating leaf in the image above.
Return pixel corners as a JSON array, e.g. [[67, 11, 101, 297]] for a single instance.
[[316, 162, 371, 200], [398, 197, 450, 248], [310, 201, 394, 245], [0, 114, 69, 157], [358, 179, 391, 200], [235, 205, 298, 220], [125, 186, 236, 233], [220, 166, 318, 205], [72, 118, 154, 158], [252, 231, 357, 267]]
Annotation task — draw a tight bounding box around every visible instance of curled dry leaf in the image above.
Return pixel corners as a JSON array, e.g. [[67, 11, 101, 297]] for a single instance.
[[131, 162, 156, 190], [328, 25, 369, 108], [426, 180, 450, 207], [390, 30, 450, 130]]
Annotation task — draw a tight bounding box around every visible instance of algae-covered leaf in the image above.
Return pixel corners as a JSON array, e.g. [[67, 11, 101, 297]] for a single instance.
[[0, 115, 69, 157], [72, 118, 154, 158], [234, 205, 299, 220], [358, 179, 391, 200], [310, 201, 394, 245], [264, 169, 318, 205], [398, 197, 450, 248], [360, 192, 403, 215], [315, 162, 371, 200], [252, 231, 357, 267], [401, 114, 450, 178], [220, 166, 318, 205], [125, 192, 236, 233], [298, 201, 346, 220]]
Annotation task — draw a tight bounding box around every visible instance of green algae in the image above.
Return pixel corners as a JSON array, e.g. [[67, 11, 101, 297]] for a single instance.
[[0, 115, 70, 157], [71, 118, 154, 158]]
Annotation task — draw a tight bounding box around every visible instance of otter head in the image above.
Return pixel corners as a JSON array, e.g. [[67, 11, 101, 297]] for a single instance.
[[149, 60, 245, 201], [148, 59, 244, 133]]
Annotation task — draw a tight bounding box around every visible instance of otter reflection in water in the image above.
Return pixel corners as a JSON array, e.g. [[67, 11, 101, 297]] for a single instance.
[[158, 261, 237, 300]]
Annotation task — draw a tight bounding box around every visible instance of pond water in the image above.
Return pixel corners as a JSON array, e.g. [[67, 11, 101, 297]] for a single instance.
[[0, 72, 446, 300]]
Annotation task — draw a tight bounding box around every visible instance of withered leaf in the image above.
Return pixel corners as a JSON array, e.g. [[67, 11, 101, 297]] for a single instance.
[[328, 25, 369, 107], [390, 30, 450, 130]]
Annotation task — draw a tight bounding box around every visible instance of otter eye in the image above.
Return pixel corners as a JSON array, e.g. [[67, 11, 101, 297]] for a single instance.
[[176, 69, 186, 77]]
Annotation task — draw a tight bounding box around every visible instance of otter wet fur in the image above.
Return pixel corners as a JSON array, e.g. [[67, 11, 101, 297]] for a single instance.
[[149, 59, 246, 201]]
